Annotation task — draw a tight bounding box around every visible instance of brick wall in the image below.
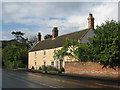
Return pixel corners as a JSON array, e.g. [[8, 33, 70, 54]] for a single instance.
[[64, 62, 118, 78]]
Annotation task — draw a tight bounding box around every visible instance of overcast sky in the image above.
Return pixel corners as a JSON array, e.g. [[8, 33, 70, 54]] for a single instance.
[[1, 1, 118, 40]]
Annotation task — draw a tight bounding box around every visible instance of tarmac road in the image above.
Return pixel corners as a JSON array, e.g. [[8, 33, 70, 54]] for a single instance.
[[2, 69, 119, 88]]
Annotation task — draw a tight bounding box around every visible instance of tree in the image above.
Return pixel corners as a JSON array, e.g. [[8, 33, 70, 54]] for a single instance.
[[2, 31, 30, 69], [44, 34, 52, 40], [2, 43, 28, 68], [88, 20, 119, 69], [54, 39, 89, 62], [54, 48, 67, 61], [75, 44, 89, 62], [11, 31, 25, 40], [2, 45, 23, 68], [54, 20, 119, 69], [28, 36, 37, 47], [54, 39, 80, 61], [11, 31, 32, 49]]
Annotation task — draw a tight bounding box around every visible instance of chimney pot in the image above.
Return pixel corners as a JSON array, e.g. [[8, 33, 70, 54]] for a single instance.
[[88, 13, 94, 29], [37, 32, 41, 42], [52, 27, 58, 39]]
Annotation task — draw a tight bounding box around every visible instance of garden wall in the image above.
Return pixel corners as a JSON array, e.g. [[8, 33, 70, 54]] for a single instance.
[[64, 62, 118, 78]]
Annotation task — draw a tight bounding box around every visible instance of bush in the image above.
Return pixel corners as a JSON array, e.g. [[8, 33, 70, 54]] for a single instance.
[[14, 60, 22, 69], [39, 65, 59, 72], [60, 67, 65, 72], [4, 60, 14, 69], [46, 66, 52, 71], [52, 67, 58, 71], [39, 67, 42, 70], [19, 64, 27, 68], [3, 59, 24, 69], [41, 65, 47, 71], [31, 66, 34, 70], [47, 66, 59, 72]]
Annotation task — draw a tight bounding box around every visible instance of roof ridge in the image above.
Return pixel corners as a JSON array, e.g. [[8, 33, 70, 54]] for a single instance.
[[40, 28, 88, 42], [29, 28, 88, 52], [58, 29, 87, 38]]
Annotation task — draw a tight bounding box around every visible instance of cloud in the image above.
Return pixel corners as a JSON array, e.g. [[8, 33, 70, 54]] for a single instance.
[[3, 2, 102, 24], [3, 0, 119, 2], [1, 31, 13, 40], [92, 2, 118, 27], [1, 28, 39, 40], [2, 2, 118, 40]]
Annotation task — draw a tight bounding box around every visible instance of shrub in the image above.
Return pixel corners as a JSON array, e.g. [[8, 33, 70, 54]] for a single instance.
[[14, 60, 22, 69], [41, 65, 47, 71], [39, 67, 42, 70], [60, 67, 65, 72], [47, 66, 59, 72], [3, 60, 24, 69], [52, 67, 58, 71], [47, 66, 52, 71], [20, 64, 27, 68], [31, 66, 34, 70], [4, 60, 14, 69]]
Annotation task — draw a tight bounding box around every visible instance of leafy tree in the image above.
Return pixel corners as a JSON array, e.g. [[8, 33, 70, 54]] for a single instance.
[[76, 44, 89, 62], [54, 48, 67, 61], [2, 44, 28, 68], [2, 31, 30, 69], [54, 39, 80, 61], [88, 20, 119, 69], [54, 39, 89, 62], [11, 31, 32, 48], [62, 39, 80, 60], [44, 34, 52, 40], [54, 20, 119, 69], [2, 40, 17, 48], [2, 45, 24, 69], [11, 31, 25, 40]]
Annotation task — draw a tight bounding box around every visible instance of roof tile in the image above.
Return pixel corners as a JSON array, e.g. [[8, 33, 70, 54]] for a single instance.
[[29, 29, 88, 52]]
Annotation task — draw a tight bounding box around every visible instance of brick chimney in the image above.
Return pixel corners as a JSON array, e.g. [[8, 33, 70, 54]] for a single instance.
[[37, 32, 41, 42], [52, 27, 58, 39], [88, 13, 94, 29]]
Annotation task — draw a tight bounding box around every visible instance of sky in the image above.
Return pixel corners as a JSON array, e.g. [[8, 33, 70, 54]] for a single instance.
[[1, 0, 119, 40]]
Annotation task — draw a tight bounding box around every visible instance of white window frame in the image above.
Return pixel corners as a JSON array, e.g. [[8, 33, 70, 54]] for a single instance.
[[34, 52, 37, 58], [44, 62, 46, 66], [34, 62, 37, 66], [51, 61, 54, 66], [53, 50, 56, 54], [43, 51, 46, 57]]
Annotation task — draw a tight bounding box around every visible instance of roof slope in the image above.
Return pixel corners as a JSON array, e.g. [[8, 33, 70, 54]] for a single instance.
[[29, 29, 88, 52]]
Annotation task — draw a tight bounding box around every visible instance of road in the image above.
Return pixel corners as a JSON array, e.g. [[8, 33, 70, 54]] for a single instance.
[[2, 69, 119, 88]]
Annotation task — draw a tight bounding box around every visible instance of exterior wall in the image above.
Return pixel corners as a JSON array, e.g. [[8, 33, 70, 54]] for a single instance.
[[28, 46, 78, 70], [28, 27, 95, 70], [65, 62, 118, 78], [64, 56, 77, 62], [80, 29, 95, 44], [28, 47, 62, 70]]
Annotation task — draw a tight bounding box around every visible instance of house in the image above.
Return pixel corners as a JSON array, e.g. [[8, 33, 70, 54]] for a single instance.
[[28, 13, 95, 70]]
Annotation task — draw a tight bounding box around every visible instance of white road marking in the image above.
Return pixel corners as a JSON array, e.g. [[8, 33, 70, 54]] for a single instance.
[[95, 83, 118, 88]]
